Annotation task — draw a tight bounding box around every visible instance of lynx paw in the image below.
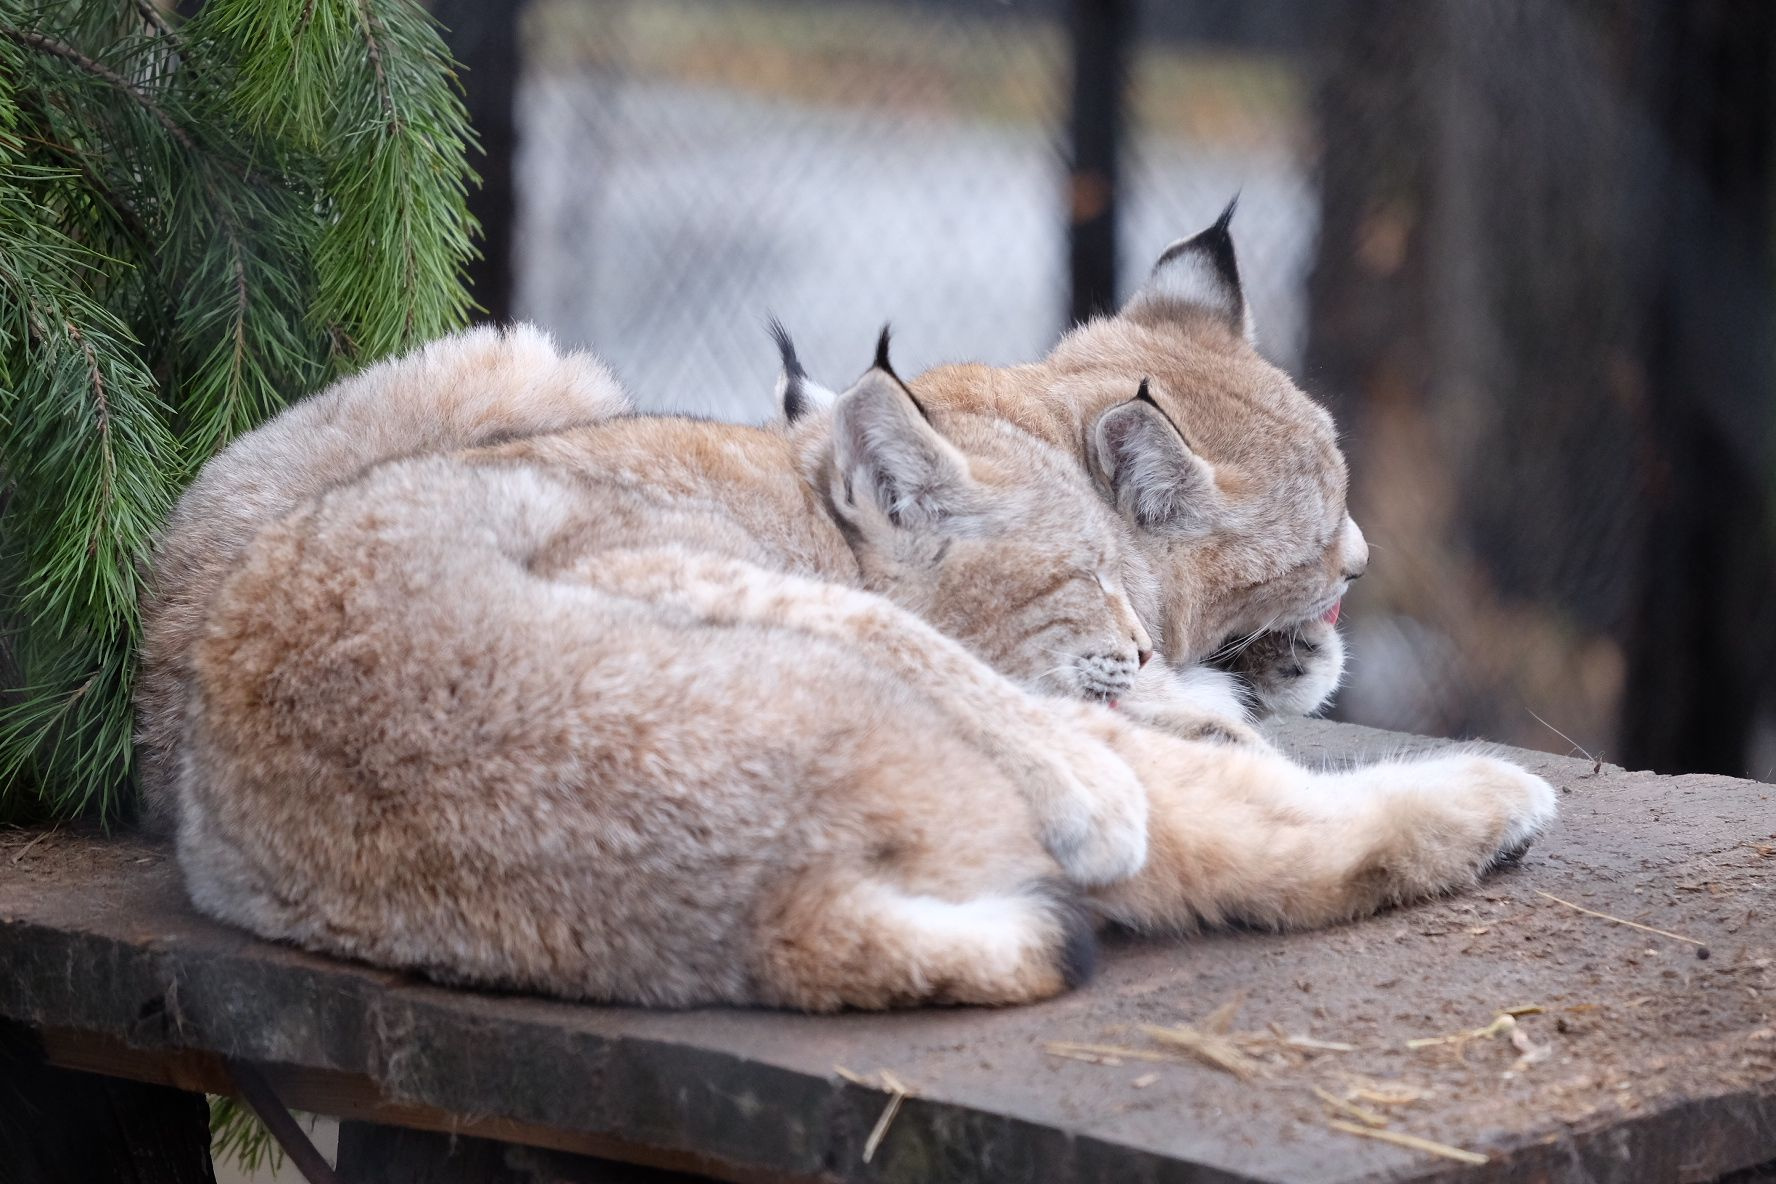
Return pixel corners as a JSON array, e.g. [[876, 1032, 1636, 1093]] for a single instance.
[[1214, 619, 1344, 718], [1475, 757, 1559, 867], [1367, 753, 1558, 882], [1314, 752, 1558, 912], [1031, 732, 1149, 888]]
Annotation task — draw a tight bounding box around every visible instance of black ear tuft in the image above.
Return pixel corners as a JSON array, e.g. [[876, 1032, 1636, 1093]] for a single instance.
[[871, 323, 930, 423], [1212, 192, 1239, 234], [769, 316, 811, 422], [768, 316, 805, 381], [1129, 194, 1252, 341], [1152, 194, 1241, 308], [874, 323, 896, 380]]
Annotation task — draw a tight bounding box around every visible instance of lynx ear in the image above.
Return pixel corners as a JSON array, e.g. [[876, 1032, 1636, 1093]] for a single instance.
[[1090, 383, 1220, 532], [830, 330, 973, 527], [1123, 197, 1253, 343], [768, 318, 837, 423]]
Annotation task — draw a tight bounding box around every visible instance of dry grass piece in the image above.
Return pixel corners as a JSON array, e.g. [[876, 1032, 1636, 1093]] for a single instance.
[[1406, 1013, 1518, 1051], [1344, 1079, 1430, 1107], [1046, 1047, 1123, 1066], [1131, 1072, 1160, 1089], [1276, 1033, 1358, 1053], [1534, 889, 1706, 946], [1325, 1120, 1488, 1165], [1507, 1024, 1552, 1072], [835, 1066, 918, 1164], [1139, 1023, 1262, 1081], [1265, 1020, 1358, 1052], [1043, 1041, 1173, 1065], [8, 827, 56, 864], [1203, 996, 1245, 1034], [861, 1091, 905, 1164], [1313, 1086, 1390, 1128]]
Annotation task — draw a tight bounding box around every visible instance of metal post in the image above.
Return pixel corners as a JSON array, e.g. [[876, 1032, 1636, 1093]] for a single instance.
[[434, 0, 522, 325], [1067, 0, 1132, 324]]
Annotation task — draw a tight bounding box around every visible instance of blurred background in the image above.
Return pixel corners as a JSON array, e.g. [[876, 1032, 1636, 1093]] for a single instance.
[[433, 0, 1776, 780]]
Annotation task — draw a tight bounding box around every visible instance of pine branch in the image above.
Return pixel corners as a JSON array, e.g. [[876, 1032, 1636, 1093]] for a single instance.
[[129, 0, 173, 39], [0, 0, 474, 822], [0, 25, 196, 150], [316, 0, 476, 362]]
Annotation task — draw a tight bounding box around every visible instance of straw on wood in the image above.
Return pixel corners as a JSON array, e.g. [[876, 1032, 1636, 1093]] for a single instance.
[[1139, 1024, 1262, 1080], [1534, 889, 1705, 946], [1325, 1120, 1488, 1165]]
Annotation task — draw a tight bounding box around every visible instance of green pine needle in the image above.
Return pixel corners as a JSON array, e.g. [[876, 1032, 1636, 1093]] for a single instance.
[[0, 0, 477, 823]]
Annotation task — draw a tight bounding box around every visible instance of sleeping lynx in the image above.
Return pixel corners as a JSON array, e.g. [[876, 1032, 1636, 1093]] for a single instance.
[[779, 203, 1355, 720], [140, 228, 1555, 1011]]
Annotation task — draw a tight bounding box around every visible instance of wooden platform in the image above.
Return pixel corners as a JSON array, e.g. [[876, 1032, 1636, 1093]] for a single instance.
[[1, 719, 1771, 1183]]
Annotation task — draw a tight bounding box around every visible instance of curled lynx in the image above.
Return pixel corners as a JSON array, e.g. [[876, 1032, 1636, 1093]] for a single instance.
[[141, 225, 1554, 1011]]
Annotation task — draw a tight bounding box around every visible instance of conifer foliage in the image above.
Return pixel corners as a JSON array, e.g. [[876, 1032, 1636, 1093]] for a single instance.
[[0, 0, 477, 823]]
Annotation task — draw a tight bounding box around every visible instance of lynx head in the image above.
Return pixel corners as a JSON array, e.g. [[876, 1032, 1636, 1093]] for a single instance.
[[915, 201, 1368, 671], [805, 330, 1157, 704]]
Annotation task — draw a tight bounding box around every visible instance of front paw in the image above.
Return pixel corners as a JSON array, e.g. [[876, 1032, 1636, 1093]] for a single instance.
[[1213, 619, 1344, 718], [1345, 752, 1558, 883], [1034, 735, 1149, 887], [1472, 757, 1558, 867]]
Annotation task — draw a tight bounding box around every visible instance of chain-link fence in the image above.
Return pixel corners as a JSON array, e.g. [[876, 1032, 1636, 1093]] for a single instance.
[[448, 0, 1776, 779]]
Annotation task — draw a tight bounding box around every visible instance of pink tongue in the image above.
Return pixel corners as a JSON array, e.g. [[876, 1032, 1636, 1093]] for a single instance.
[[1321, 600, 1342, 626]]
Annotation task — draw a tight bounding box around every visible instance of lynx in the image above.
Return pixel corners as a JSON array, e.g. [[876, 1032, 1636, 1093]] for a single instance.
[[778, 204, 1357, 721], [141, 266, 1554, 1014]]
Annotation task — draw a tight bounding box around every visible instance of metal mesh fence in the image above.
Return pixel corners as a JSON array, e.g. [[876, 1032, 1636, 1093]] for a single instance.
[[494, 0, 1776, 776]]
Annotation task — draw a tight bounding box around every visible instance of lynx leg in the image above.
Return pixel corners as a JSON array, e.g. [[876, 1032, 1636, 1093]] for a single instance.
[[572, 547, 1149, 887], [1084, 720, 1557, 933], [752, 875, 1095, 1011]]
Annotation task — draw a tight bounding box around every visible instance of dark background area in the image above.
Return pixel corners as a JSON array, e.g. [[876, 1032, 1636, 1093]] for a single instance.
[[434, 0, 1776, 781]]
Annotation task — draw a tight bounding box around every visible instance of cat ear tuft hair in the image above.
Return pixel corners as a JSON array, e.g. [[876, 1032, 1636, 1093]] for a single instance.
[[1123, 195, 1254, 344], [874, 323, 897, 380], [768, 317, 837, 422], [870, 322, 932, 423]]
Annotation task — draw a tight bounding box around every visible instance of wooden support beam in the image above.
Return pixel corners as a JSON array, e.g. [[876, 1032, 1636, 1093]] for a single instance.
[[34, 1027, 786, 1184], [1, 1020, 216, 1184]]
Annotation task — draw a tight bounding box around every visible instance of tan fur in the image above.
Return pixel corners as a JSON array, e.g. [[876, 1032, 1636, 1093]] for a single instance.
[[137, 325, 630, 827], [770, 245, 1360, 719], [911, 311, 1362, 670], [143, 249, 1553, 1011]]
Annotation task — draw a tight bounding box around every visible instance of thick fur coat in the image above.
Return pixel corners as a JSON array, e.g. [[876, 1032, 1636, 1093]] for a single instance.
[[139, 221, 1555, 1010]]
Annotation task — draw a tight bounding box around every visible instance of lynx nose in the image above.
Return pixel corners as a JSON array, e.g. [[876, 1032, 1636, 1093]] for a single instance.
[[1339, 517, 1370, 582]]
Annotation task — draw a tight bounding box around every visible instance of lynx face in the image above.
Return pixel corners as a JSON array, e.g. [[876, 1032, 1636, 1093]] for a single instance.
[[774, 205, 1367, 715], [815, 353, 1157, 705], [1052, 324, 1369, 658], [910, 204, 1369, 687]]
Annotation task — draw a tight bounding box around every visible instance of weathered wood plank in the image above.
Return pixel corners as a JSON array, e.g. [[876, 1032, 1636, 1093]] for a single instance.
[[0, 720, 1771, 1183]]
